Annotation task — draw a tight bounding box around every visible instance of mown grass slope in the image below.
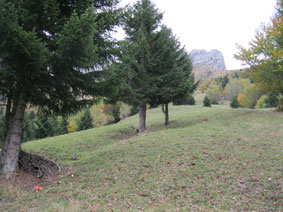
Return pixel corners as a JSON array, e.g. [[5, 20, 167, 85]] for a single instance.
[[1, 105, 282, 212]]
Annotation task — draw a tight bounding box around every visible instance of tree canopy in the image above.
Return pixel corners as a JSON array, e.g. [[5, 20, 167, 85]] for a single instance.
[[0, 0, 121, 177], [148, 26, 195, 125], [109, 0, 195, 128], [235, 0, 283, 110], [112, 0, 163, 133]]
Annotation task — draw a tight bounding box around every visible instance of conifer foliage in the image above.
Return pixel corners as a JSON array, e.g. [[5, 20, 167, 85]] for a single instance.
[[230, 96, 240, 108], [148, 26, 195, 125], [113, 0, 195, 128], [0, 0, 121, 177], [115, 0, 163, 133], [78, 109, 94, 131], [203, 96, 212, 107]]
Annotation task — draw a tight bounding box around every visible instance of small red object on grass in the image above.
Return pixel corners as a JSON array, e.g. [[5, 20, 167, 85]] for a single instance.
[[34, 186, 43, 191]]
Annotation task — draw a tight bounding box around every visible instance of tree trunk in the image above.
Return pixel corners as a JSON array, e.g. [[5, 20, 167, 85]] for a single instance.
[[161, 104, 165, 113], [2, 97, 11, 149], [164, 103, 169, 125], [139, 104, 146, 133], [0, 93, 26, 178], [277, 95, 283, 112]]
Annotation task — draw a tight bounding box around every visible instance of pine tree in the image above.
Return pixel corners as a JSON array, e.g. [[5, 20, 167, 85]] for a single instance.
[[148, 26, 195, 125], [78, 109, 94, 131], [203, 96, 212, 107], [114, 0, 163, 133], [0, 0, 121, 177]]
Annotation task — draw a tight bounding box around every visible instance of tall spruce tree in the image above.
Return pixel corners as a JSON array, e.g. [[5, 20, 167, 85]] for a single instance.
[[0, 0, 121, 177], [148, 27, 195, 125], [114, 0, 163, 133]]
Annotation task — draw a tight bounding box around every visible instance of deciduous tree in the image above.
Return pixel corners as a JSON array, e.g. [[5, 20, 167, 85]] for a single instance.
[[235, 0, 283, 110]]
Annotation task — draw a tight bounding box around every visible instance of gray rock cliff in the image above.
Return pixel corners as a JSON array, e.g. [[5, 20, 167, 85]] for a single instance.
[[189, 49, 226, 70]]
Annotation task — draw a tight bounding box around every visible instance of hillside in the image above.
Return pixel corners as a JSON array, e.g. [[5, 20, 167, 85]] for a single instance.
[[193, 68, 239, 81], [1, 105, 282, 211]]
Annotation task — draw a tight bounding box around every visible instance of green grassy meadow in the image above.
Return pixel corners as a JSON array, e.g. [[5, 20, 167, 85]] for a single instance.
[[0, 105, 282, 211]]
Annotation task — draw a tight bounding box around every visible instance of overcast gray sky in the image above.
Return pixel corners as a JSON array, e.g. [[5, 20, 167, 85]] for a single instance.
[[117, 0, 277, 70]]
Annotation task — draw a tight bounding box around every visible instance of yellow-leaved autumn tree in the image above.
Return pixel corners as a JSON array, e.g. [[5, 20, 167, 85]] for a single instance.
[[238, 94, 246, 107], [67, 120, 77, 133], [235, 0, 283, 111]]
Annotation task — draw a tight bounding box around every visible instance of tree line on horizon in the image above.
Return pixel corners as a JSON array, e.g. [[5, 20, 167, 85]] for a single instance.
[[198, 71, 280, 109]]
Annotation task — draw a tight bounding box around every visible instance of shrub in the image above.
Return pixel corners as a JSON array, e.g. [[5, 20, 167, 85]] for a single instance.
[[230, 96, 240, 108], [104, 104, 121, 124], [78, 108, 94, 131], [198, 83, 208, 93], [237, 93, 246, 106], [185, 96, 196, 105], [91, 102, 108, 127], [238, 84, 263, 108], [244, 85, 263, 108], [198, 79, 212, 93], [264, 92, 279, 108], [224, 79, 247, 100], [203, 96, 211, 107], [206, 84, 222, 104], [67, 120, 77, 133], [255, 95, 267, 109]]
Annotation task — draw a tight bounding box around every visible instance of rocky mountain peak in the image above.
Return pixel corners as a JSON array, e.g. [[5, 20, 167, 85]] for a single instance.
[[189, 49, 226, 70]]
